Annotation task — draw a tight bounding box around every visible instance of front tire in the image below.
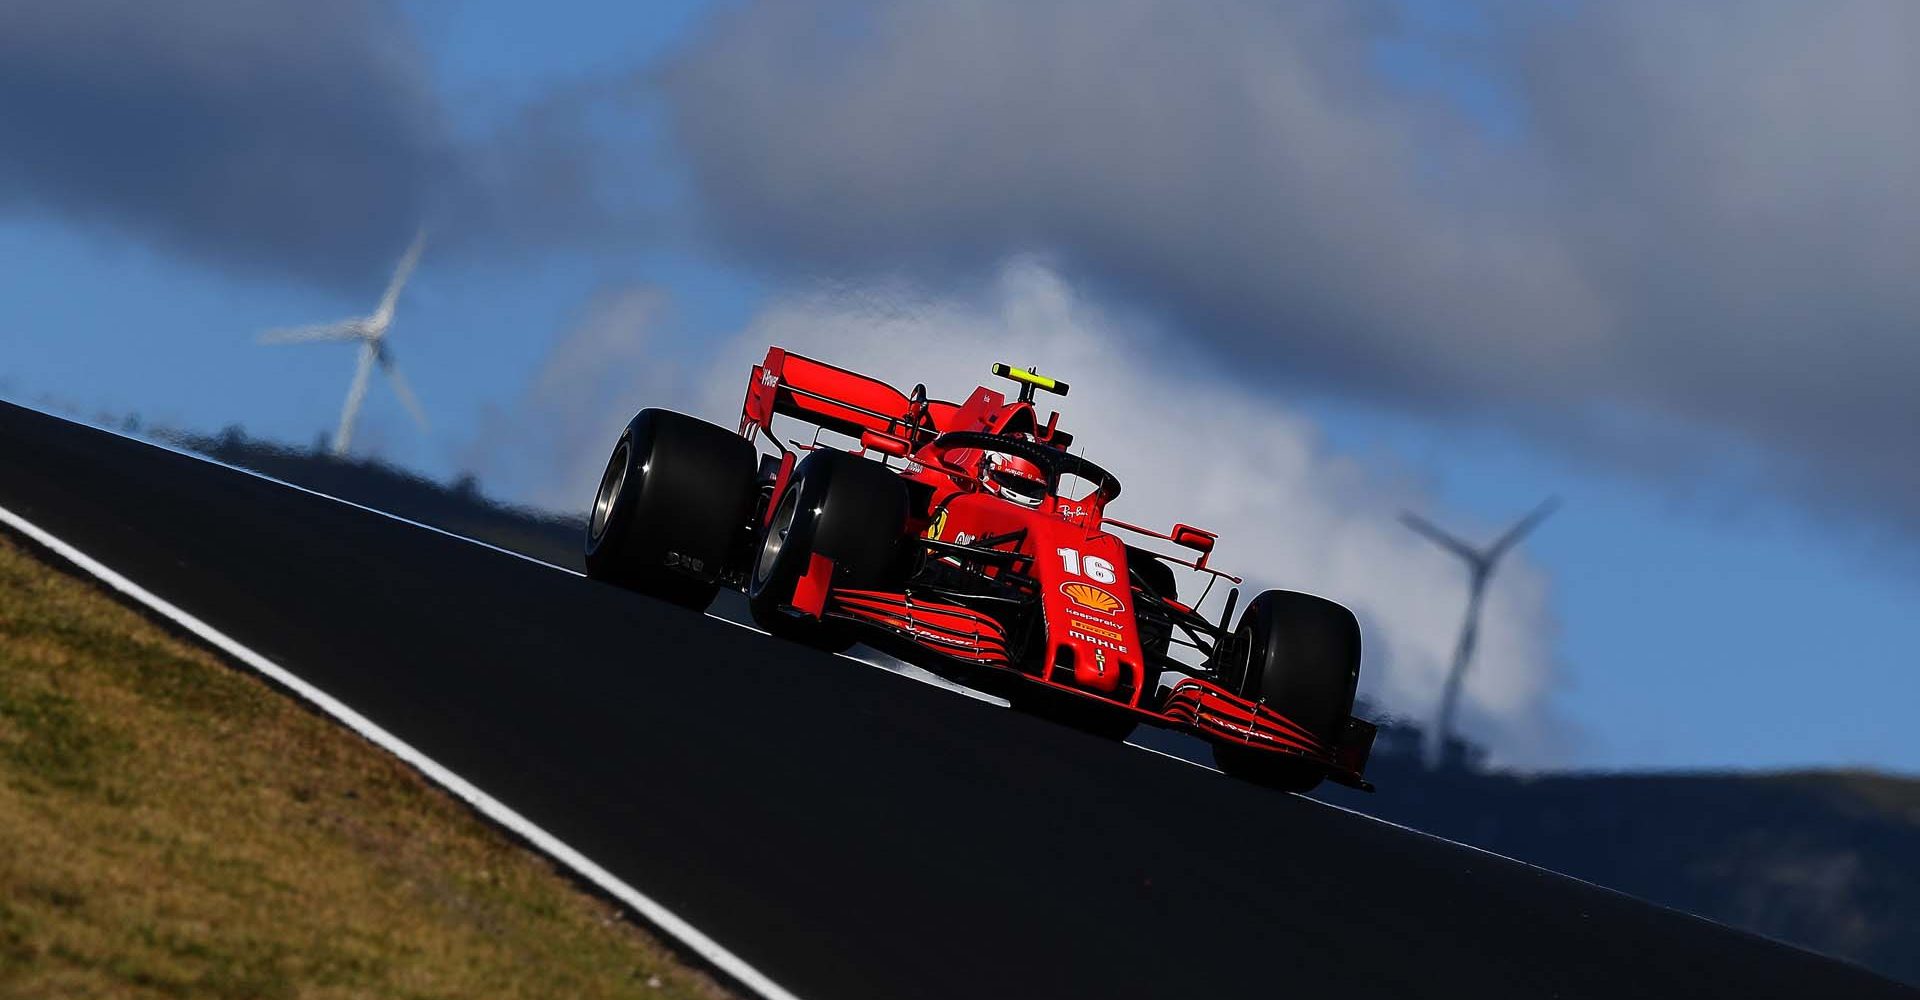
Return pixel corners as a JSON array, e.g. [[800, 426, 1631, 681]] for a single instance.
[[1212, 590, 1361, 792], [584, 409, 757, 611], [747, 449, 907, 650]]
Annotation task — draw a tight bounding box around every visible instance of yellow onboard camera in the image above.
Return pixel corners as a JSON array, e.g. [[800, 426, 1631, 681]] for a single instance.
[[991, 363, 1070, 402]]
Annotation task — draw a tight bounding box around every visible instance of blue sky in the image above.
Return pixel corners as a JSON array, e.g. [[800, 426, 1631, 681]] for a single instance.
[[4, 0, 1917, 774]]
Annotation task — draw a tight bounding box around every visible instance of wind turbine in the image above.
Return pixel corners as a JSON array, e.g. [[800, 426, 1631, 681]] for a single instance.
[[1401, 496, 1560, 769], [259, 229, 430, 456]]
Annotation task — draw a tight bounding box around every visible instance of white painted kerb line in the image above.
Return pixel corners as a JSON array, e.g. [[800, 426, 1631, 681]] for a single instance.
[[0, 500, 805, 1000]]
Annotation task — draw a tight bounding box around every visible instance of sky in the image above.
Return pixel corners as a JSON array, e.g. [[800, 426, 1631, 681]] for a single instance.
[[3, 0, 1918, 774]]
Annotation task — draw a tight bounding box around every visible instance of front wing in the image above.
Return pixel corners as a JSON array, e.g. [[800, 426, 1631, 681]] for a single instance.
[[813, 580, 1374, 790]]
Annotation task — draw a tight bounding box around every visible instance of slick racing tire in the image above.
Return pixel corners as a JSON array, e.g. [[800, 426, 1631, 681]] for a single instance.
[[748, 448, 907, 651], [584, 409, 757, 612], [1212, 590, 1361, 793]]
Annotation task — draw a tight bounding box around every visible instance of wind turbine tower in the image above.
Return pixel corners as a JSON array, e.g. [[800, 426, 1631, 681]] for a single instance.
[[259, 230, 430, 456], [1400, 497, 1559, 770]]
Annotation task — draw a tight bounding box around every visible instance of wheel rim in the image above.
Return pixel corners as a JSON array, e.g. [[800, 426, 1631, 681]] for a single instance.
[[1229, 624, 1255, 698], [589, 440, 630, 543], [753, 486, 800, 591]]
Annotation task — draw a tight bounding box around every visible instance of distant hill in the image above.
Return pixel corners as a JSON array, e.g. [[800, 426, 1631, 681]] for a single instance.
[[1317, 747, 1920, 986], [173, 427, 1920, 988]]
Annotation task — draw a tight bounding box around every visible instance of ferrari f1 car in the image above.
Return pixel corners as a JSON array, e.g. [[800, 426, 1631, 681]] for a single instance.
[[584, 348, 1375, 792]]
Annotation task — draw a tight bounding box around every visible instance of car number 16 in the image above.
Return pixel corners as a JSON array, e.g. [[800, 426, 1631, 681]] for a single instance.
[[1056, 547, 1117, 584]]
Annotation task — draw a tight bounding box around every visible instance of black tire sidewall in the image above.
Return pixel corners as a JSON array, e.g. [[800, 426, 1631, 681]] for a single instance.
[[585, 427, 638, 562], [1231, 589, 1361, 742], [747, 449, 907, 641], [747, 474, 812, 612], [584, 409, 756, 609]]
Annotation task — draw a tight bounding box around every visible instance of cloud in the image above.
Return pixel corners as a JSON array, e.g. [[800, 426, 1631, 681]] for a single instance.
[[659, 0, 1920, 535], [497, 260, 1572, 764], [0, 0, 638, 289], [470, 285, 677, 511]]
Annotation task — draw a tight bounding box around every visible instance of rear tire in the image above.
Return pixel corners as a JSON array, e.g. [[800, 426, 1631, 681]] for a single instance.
[[1212, 590, 1361, 792], [747, 449, 907, 651], [584, 409, 757, 611]]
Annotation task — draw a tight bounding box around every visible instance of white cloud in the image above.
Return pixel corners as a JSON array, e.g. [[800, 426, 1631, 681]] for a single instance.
[[474, 285, 677, 510]]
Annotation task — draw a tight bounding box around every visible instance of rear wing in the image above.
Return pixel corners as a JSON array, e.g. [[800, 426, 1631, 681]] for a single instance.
[[739, 347, 959, 450]]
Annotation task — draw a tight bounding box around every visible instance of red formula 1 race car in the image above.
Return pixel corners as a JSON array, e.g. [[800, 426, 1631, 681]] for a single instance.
[[584, 348, 1376, 792]]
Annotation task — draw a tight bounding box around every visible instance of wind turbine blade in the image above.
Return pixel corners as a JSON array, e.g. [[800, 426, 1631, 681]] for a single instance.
[[1487, 496, 1561, 562], [334, 344, 377, 455], [1399, 511, 1484, 566], [258, 320, 362, 345], [369, 228, 425, 333], [383, 362, 430, 433]]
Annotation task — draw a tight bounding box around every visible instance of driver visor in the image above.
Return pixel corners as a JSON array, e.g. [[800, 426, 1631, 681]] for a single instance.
[[990, 469, 1050, 503]]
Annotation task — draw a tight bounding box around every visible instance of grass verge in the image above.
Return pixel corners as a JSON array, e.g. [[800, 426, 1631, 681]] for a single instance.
[[0, 531, 732, 1000]]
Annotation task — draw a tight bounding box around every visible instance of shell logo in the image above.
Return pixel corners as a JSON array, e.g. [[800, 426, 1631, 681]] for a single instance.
[[1059, 581, 1123, 615]]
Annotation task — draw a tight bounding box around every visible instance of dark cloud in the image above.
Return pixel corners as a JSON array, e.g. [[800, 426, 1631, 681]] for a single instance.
[[659, 0, 1920, 532], [1503, 1, 1920, 527], [0, 0, 636, 289]]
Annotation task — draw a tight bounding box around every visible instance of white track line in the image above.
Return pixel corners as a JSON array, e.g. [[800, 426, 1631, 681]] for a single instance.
[[124, 430, 590, 578], [1119, 724, 1638, 894], [0, 500, 806, 1000], [1122, 739, 1221, 773], [82, 420, 1005, 707]]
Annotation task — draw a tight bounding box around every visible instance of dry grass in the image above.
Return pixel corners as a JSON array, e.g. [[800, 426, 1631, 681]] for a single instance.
[[0, 532, 733, 1000]]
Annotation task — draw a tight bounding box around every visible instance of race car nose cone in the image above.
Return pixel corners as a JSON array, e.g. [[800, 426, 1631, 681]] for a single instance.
[[1073, 642, 1121, 691]]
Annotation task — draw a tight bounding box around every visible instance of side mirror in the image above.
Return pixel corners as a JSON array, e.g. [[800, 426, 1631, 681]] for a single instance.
[[861, 430, 910, 458], [1170, 524, 1216, 554]]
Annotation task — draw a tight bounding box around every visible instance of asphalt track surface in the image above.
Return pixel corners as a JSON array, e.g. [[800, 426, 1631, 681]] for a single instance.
[[0, 401, 1908, 1000]]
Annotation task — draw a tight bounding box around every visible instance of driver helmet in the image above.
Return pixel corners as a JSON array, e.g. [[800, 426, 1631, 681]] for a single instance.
[[983, 450, 1048, 507]]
